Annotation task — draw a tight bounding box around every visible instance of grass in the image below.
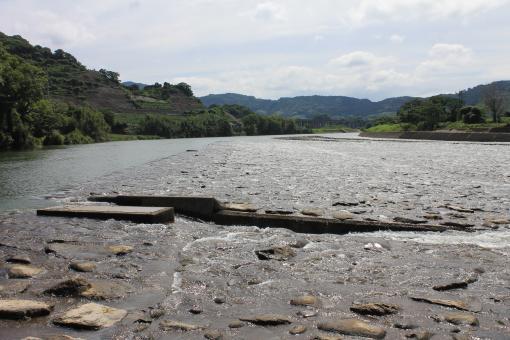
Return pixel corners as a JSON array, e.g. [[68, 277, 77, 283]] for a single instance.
[[312, 125, 355, 133], [107, 133, 161, 141], [442, 117, 510, 131], [364, 123, 414, 132]]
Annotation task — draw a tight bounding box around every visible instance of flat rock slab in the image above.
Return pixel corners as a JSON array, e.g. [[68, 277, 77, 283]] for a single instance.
[[350, 302, 400, 316], [53, 303, 127, 329], [37, 205, 174, 223], [318, 318, 386, 339], [8, 265, 43, 278], [239, 314, 292, 326], [410, 296, 480, 312], [0, 299, 53, 319]]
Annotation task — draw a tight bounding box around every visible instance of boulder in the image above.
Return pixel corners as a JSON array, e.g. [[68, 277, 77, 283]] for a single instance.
[[69, 261, 96, 272], [8, 265, 43, 279], [5, 254, 31, 264], [442, 312, 479, 326], [318, 319, 386, 339], [332, 210, 355, 220], [409, 296, 476, 311], [159, 319, 202, 331], [255, 245, 296, 261], [290, 295, 318, 307], [107, 245, 133, 256], [44, 278, 92, 297], [239, 314, 292, 326], [350, 303, 400, 316], [53, 303, 127, 329], [0, 299, 53, 319], [301, 208, 324, 217], [289, 325, 307, 334]]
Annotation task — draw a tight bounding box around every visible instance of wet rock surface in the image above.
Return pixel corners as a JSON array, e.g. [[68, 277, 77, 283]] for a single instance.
[[0, 136, 509, 339]]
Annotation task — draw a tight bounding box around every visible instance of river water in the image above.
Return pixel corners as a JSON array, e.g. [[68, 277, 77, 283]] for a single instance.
[[0, 135, 275, 211], [1, 133, 509, 339]]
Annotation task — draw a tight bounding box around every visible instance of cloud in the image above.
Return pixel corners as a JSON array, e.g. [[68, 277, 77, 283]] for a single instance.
[[249, 1, 286, 22], [417, 43, 473, 75], [389, 34, 405, 43], [0, 0, 508, 99]]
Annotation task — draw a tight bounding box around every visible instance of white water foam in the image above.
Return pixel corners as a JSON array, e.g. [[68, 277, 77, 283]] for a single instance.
[[353, 229, 510, 249]]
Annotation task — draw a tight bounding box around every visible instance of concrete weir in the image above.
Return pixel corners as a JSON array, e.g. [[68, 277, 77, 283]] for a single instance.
[[88, 195, 466, 234], [37, 205, 174, 223]]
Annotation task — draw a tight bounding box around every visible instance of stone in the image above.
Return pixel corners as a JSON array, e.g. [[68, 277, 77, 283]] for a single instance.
[[423, 214, 442, 220], [433, 276, 477, 291], [228, 320, 244, 328], [410, 296, 474, 311], [332, 210, 355, 220], [317, 319, 386, 339], [150, 308, 165, 318], [393, 217, 427, 224], [44, 278, 92, 297], [53, 303, 127, 330], [290, 295, 318, 306], [444, 205, 474, 213], [221, 203, 257, 212], [487, 218, 510, 225], [393, 321, 418, 330], [5, 254, 31, 264], [159, 319, 202, 331], [290, 239, 309, 248], [350, 302, 400, 316], [332, 201, 359, 207], [301, 208, 324, 217], [8, 265, 43, 278], [213, 296, 226, 304], [289, 325, 307, 334], [69, 261, 96, 272], [239, 314, 292, 326], [297, 309, 318, 318], [443, 313, 479, 326], [440, 221, 474, 228], [255, 245, 296, 261], [0, 299, 53, 319], [204, 329, 223, 339], [107, 245, 133, 255]]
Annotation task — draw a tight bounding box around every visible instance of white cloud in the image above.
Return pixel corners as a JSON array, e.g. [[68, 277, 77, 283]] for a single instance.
[[389, 34, 405, 43], [0, 0, 508, 99]]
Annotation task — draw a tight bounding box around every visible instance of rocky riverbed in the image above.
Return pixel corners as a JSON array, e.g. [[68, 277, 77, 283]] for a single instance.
[[0, 135, 509, 339]]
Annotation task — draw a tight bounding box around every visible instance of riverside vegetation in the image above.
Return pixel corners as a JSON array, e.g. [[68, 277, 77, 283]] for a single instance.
[[0, 33, 309, 150]]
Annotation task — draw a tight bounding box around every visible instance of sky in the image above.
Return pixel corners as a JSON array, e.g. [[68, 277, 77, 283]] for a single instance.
[[0, 0, 509, 100]]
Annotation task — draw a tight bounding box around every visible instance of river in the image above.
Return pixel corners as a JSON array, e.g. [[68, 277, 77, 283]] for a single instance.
[[0, 135, 278, 211]]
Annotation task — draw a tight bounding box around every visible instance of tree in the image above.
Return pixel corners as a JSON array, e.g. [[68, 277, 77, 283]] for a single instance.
[[98, 68, 120, 84], [483, 84, 505, 123]]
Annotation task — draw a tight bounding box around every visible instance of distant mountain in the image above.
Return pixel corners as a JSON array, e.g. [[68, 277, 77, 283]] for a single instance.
[[444, 80, 510, 107], [201, 81, 510, 118], [122, 81, 149, 90], [200, 93, 415, 118]]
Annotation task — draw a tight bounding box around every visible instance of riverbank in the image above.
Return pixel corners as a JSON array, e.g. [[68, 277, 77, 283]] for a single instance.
[[0, 135, 509, 339], [360, 131, 510, 142]]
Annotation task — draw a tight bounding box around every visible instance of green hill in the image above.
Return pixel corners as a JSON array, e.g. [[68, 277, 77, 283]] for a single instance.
[[0, 32, 203, 115]]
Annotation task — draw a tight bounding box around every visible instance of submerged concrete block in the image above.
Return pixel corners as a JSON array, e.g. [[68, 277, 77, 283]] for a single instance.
[[212, 210, 451, 234], [89, 195, 220, 219], [37, 205, 174, 223]]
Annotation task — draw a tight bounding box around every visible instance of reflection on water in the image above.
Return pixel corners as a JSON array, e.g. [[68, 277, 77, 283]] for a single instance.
[[0, 135, 278, 211]]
